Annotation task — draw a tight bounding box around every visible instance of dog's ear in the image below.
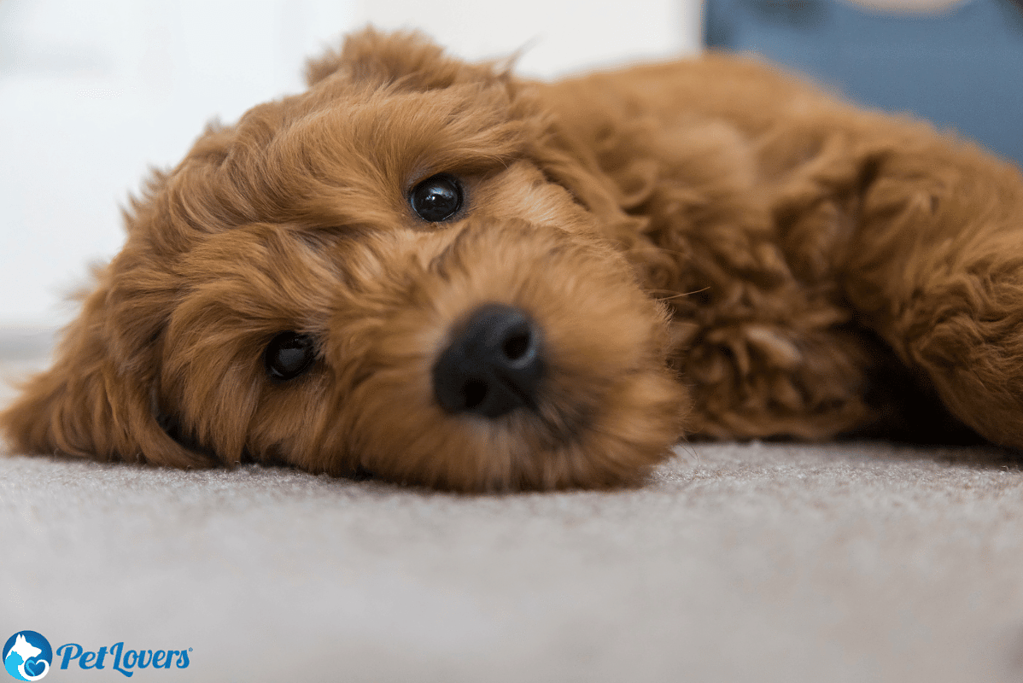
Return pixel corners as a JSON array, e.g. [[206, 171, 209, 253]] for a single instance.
[[523, 119, 682, 287], [306, 27, 504, 90], [0, 260, 213, 470]]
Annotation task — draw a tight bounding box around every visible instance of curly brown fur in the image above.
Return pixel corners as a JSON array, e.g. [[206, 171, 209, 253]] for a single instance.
[[4, 29, 1023, 491]]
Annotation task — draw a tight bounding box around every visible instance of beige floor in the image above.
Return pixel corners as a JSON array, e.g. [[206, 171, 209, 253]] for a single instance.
[[2, 353, 1023, 682]]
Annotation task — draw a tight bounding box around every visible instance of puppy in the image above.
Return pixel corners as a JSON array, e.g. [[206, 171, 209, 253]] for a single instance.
[[4, 29, 1023, 491]]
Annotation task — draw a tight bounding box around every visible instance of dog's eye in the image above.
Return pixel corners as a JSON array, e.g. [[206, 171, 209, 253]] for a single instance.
[[264, 332, 316, 381], [409, 174, 463, 222]]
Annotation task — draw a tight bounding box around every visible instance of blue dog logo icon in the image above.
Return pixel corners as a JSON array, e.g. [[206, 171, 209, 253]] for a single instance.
[[3, 632, 52, 681]]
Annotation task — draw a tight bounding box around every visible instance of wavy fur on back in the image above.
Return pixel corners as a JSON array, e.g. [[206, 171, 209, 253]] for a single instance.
[[3, 29, 1023, 490]]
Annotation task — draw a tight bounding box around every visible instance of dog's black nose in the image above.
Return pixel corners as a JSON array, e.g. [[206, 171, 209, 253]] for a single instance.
[[432, 304, 544, 418]]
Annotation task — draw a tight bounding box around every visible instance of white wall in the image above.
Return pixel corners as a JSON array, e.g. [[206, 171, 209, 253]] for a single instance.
[[0, 0, 702, 329]]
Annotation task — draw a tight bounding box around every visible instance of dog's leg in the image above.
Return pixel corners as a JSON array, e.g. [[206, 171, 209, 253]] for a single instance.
[[626, 112, 1023, 446], [608, 119, 888, 442], [839, 134, 1023, 448]]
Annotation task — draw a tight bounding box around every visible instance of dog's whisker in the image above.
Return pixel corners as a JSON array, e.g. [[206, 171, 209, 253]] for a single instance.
[[648, 287, 711, 301]]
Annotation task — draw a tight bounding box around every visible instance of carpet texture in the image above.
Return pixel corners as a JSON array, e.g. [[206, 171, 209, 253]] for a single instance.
[[2, 357, 1023, 682]]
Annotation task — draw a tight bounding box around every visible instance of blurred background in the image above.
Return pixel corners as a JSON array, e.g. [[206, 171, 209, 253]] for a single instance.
[[1, 0, 1021, 334]]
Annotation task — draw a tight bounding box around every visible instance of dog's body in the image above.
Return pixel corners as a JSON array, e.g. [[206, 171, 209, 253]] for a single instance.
[[4, 30, 1023, 490]]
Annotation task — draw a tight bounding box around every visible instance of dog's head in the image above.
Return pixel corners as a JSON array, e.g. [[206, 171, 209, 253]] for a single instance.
[[2, 30, 685, 491]]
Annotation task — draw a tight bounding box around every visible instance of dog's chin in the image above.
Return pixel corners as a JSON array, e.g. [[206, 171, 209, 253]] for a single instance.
[[343, 362, 685, 492]]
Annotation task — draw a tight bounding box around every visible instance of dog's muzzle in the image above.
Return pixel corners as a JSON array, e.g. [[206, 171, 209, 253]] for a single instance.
[[432, 304, 544, 418]]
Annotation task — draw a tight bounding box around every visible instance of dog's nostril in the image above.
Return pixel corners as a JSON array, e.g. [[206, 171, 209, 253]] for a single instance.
[[461, 380, 490, 411], [502, 330, 532, 362], [433, 304, 545, 419]]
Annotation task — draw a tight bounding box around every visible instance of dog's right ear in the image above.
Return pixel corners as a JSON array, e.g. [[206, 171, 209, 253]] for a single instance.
[[0, 262, 213, 470], [305, 27, 503, 90]]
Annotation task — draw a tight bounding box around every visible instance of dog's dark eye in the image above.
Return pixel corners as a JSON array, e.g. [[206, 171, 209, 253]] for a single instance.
[[264, 332, 316, 381], [409, 174, 463, 222]]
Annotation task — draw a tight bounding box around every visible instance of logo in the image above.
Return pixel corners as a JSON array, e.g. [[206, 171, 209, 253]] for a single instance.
[[55, 642, 190, 678], [3, 631, 52, 681], [4, 633, 192, 679]]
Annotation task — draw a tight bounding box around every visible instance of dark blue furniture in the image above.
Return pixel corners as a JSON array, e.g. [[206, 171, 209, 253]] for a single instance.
[[704, 0, 1023, 167]]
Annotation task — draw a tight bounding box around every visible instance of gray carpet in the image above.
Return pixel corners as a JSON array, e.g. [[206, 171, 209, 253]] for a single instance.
[[3, 356, 1023, 682]]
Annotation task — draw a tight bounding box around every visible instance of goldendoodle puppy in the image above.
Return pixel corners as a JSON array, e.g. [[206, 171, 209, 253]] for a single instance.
[[4, 29, 1023, 490]]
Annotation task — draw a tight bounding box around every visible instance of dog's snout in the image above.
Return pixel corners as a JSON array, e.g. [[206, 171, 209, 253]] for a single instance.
[[432, 304, 544, 418]]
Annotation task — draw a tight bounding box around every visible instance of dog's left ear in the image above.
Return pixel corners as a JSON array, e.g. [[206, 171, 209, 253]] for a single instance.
[[306, 27, 506, 90], [0, 257, 215, 470]]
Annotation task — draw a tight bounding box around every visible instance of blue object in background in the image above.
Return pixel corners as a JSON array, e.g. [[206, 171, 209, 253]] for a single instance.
[[704, 0, 1023, 167]]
